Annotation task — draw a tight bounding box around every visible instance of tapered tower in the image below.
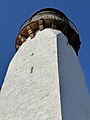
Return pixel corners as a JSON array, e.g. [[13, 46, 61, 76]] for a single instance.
[[0, 8, 90, 120]]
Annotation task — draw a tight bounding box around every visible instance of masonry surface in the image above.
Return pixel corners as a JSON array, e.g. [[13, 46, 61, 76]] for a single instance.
[[0, 29, 90, 120], [0, 29, 62, 120]]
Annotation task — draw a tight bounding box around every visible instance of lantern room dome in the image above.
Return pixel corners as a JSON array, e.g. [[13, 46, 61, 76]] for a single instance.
[[16, 8, 81, 55]]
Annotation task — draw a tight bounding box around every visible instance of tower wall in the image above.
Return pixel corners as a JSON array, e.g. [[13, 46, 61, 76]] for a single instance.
[[0, 29, 90, 120], [0, 29, 62, 120], [57, 33, 90, 120]]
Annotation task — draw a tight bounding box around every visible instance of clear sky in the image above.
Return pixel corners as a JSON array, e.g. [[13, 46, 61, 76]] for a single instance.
[[0, 0, 90, 92]]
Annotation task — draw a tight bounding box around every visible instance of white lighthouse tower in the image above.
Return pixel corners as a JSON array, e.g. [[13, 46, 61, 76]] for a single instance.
[[0, 8, 90, 120]]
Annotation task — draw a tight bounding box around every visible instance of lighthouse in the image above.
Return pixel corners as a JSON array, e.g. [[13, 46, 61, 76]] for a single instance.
[[0, 8, 90, 120]]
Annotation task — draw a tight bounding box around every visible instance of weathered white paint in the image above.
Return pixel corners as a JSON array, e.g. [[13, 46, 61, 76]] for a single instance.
[[0, 29, 62, 120], [57, 33, 90, 120], [0, 29, 90, 120]]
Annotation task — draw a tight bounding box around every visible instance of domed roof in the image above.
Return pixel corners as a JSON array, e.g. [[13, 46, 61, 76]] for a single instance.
[[31, 8, 68, 20]]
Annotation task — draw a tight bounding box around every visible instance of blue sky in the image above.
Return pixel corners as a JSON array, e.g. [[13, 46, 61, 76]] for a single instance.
[[0, 0, 90, 92]]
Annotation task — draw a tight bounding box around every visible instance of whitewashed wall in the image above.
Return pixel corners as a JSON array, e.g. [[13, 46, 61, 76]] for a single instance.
[[57, 33, 90, 120], [0, 29, 62, 120], [0, 29, 90, 120]]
